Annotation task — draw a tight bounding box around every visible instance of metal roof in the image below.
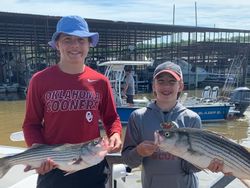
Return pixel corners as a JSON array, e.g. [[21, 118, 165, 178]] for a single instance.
[[1, 11, 250, 48]]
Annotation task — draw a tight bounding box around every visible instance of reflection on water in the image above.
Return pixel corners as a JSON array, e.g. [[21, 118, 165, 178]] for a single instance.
[[0, 98, 26, 147], [203, 117, 249, 144], [0, 92, 250, 149], [0, 92, 26, 101]]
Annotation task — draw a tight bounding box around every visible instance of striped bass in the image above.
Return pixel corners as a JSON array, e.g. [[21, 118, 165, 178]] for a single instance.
[[0, 137, 109, 179], [154, 128, 250, 181]]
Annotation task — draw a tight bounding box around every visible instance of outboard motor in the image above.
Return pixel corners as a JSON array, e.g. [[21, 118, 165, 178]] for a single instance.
[[229, 87, 250, 117]]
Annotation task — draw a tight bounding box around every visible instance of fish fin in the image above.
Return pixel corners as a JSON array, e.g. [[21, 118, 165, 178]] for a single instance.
[[70, 157, 82, 165], [240, 179, 250, 188], [0, 157, 12, 178], [183, 159, 205, 172], [26, 166, 36, 170], [194, 165, 203, 171], [76, 157, 90, 166], [68, 157, 89, 166]]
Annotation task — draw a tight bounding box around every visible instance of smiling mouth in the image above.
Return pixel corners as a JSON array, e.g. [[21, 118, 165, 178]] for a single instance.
[[69, 52, 80, 55]]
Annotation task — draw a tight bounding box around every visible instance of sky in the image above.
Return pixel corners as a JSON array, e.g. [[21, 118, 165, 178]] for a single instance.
[[1, 0, 250, 30]]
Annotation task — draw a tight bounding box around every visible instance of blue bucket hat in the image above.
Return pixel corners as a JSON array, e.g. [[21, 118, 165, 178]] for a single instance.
[[48, 15, 99, 49]]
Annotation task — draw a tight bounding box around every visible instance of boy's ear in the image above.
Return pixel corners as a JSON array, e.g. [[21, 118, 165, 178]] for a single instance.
[[152, 81, 155, 90], [152, 82, 157, 97], [178, 81, 184, 91], [55, 41, 60, 50]]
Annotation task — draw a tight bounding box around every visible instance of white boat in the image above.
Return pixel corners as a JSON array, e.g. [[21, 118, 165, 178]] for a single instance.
[[98, 61, 234, 123], [0, 83, 19, 93], [98, 60, 152, 107], [0, 84, 6, 93], [5, 83, 19, 93], [182, 86, 250, 121], [98, 60, 152, 124]]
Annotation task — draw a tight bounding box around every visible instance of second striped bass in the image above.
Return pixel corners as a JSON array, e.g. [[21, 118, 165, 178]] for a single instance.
[[0, 137, 109, 179], [154, 128, 250, 181]]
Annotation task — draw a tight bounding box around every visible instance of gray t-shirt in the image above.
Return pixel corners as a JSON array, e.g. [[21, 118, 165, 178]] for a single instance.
[[125, 73, 135, 95]]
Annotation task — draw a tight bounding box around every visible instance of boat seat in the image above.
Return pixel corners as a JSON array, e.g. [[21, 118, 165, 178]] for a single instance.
[[201, 86, 211, 99], [112, 88, 122, 106], [210, 86, 219, 101]]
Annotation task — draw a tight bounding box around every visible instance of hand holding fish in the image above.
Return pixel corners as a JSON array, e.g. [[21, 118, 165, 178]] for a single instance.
[[108, 133, 122, 153], [207, 158, 224, 173], [207, 158, 233, 176], [0, 137, 109, 179], [24, 158, 58, 175], [136, 140, 158, 157]]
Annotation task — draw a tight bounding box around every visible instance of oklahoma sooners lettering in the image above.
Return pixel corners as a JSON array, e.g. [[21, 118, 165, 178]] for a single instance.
[[45, 90, 100, 112]]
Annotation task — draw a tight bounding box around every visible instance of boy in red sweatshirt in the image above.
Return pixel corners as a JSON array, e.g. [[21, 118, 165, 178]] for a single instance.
[[22, 15, 122, 188]]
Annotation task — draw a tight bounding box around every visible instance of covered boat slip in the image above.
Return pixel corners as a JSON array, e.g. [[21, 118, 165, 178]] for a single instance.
[[1, 12, 250, 92]]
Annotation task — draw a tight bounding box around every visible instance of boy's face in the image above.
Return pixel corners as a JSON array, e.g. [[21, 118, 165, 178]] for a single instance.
[[153, 72, 183, 102], [56, 34, 90, 65]]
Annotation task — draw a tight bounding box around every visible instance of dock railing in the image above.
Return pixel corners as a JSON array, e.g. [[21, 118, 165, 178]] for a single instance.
[[221, 55, 246, 97]]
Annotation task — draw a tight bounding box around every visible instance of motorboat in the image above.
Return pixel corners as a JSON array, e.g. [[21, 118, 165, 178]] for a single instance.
[[181, 86, 250, 121], [229, 87, 250, 117], [98, 61, 236, 123], [0, 84, 6, 93], [0, 83, 19, 93], [5, 83, 19, 93], [98, 60, 152, 123]]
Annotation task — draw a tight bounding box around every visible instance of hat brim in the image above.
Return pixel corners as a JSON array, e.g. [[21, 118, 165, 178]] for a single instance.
[[48, 30, 99, 49], [154, 70, 181, 81]]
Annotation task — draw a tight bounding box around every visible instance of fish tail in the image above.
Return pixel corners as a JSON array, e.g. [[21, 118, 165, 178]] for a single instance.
[[0, 156, 12, 179]]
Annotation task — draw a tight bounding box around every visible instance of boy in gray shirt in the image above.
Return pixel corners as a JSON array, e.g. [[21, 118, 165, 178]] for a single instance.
[[122, 61, 226, 188]]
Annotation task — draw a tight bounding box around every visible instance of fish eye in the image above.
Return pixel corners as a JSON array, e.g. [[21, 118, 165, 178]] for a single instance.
[[93, 139, 99, 145], [164, 132, 171, 137]]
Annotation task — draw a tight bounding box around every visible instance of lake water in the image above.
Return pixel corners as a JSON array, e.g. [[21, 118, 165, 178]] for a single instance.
[[0, 91, 250, 148]]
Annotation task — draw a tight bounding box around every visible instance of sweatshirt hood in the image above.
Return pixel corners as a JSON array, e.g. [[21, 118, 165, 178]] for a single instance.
[[147, 101, 187, 114]]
